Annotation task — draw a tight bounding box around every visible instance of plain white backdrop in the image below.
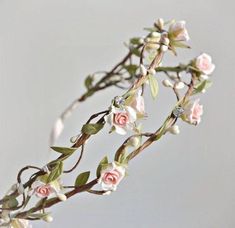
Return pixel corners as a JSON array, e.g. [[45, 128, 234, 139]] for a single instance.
[[0, 0, 234, 227]]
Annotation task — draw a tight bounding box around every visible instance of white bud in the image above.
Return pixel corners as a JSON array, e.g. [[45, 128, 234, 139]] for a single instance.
[[128, 136, 141, 148], [43, 215, 53, 223], [140, 64, 147, 76], [168, 125, 180, 135], [175, 81, 185, 90], [57, 193, 67, 202], [151, 32, 161, 38], [200, 75, 209, 80], [11, 183, 18, 192], [18, 183, 24, 194], [138, 38, 144, 44], [162, 79, 173, 88], [201, 89, 206, 94], [162, 37, 170, 45], [161, 45, 168, 52], [103, 191, 112, 196], [148, 68, 156, 75], [157, 18, 164, 29], [145, 37, 151, 43]]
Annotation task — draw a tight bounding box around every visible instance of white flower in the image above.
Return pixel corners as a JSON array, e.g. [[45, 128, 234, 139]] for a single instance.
[[195, 53, 215, 75], [105, 106, 137, 135], [184, 99, 203, 125], [169, 21, 190, 41], [98, 162, 125, 191]]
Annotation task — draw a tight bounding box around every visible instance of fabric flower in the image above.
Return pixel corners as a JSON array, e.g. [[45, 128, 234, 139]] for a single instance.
[[106, 106, 137, 135], [31, 181, 54, 198], [98, 162, 125, 191], [129, 90, 145, 117], [195, 53, 215, 75], [184, 99, 203, 125], [169, 21, 190, 41]]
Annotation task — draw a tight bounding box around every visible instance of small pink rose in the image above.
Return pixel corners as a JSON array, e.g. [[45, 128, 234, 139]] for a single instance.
[[195, 53, 215, 75], [99, 162, 125, 191], [113, 112, 129, 127], [185, 99, 203, 125], [106, 106, 137, 135], [169, 21, 190, 41], [32, 181, 54, 198]]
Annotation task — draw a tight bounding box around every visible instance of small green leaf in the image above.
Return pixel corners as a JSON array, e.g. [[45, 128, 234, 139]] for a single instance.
[[148, 74, 159, 99], [130, 47, 141, 57], [124, 64, 138, 76], [130, 37, 141, 45], [96, 156, 108, 178], [84, 75, 94, 90], [75, 171, 90, 187], [194, 80, 212, 94], [51, 146, 78, 155], [4, 197, 18, 208], [81, 123, 104, 135], [47, 162, 63, 183]]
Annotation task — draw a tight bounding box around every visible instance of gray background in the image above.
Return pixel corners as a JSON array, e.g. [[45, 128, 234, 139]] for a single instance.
[[0, 0, 234, 227]]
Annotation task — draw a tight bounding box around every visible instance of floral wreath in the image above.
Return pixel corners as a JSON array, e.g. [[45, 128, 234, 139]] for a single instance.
[[0, 18, 215, 227]]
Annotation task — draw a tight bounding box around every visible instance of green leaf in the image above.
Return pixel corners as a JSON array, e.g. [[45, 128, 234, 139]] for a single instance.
[[130, 47, 141, 57], [124, 64, 138, 76], [47, 162, 63, 183], [84, 75, 94, 90], [4, 197, 18, 208], [96, 156, 108, 178], [148, 74, 159, 99], [81, 123, 104, 135], [130, 37, 141, 45], [75, 171, 90, 187], [194, 80, 212, 94], [51, 146, 78, 155]]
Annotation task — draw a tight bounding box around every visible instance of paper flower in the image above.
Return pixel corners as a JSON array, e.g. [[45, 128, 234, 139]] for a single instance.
[[195, 53, 215, 75], [184, 99, 203, 125], [98, 162, 125, 191], [106, 106, 137, 135], [169, 21, 190, 41]]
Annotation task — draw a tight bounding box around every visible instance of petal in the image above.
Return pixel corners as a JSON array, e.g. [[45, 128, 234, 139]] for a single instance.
[[115, 125, 127, 135]]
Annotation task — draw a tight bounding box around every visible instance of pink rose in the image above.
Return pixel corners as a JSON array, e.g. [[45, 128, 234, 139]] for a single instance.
[[130, 91, 145, 116], [114, 112, 129, 127], [169, 21, 190, 41], [184, 99, 203, 125], [98, 162, 125, 191], [195, 53, 215, 75], [32, 181, 54, 198], [106, 106, 137, 135]]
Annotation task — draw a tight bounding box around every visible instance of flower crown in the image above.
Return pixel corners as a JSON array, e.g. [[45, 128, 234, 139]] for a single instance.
[[0, 19, 215, 227]]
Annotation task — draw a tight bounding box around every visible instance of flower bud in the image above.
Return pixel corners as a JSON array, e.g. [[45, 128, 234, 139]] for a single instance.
[[175, 81, 185, 90], [57, 193, 67, 202], [148, 68, 156, 75], [43, 215, 53, 223], [140, 64, 147, 76], [161, 45, 168, 52], [18, 183, 24, 194], [156, 18, 164, 29], [138, 38, 144, 44], [128, 136, 141, 148], [151, 32, 161, 38], [103, 190, 112, 196], [168, 125, 180, 135], [162, 79, 173, 88], [162, 37, 170, 46]]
